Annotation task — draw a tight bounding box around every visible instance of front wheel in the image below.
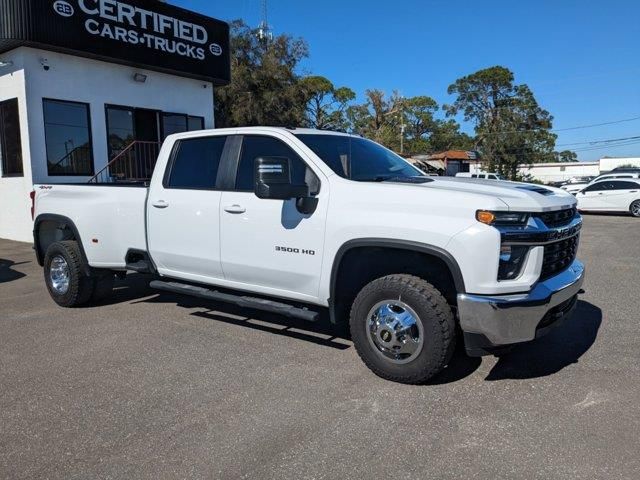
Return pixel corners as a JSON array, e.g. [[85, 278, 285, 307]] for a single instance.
[[630, 200, 640, 217], [349, 274, 456, 384]]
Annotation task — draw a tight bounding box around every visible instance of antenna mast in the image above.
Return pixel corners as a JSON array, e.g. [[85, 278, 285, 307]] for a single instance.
[[256, 0, 273, 43]]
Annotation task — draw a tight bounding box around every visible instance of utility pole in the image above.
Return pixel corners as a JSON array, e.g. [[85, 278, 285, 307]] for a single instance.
[[399, 97, 406, 154]]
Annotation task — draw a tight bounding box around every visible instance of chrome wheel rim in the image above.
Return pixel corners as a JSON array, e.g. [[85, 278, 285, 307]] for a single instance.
[[632, 201, 640, 217], [49, 256, 70, 294], [366, 300, 424, 364]]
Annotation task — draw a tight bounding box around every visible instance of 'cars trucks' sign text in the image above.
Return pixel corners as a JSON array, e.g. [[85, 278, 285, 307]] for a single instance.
[[0, 0, 230, 84]]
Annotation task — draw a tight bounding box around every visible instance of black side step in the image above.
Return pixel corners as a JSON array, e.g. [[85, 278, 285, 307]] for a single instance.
[[126, 260, 153, 273], [149, 280, 319, 322], [125, 249, 155, 274]]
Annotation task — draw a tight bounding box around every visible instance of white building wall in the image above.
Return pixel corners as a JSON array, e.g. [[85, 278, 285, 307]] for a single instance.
[[21, 47, 215, 184], [519, 162, 600, 183], [0, 47, 215, 242], [599, 157, 640, 171], [0, 50, 35, 243]]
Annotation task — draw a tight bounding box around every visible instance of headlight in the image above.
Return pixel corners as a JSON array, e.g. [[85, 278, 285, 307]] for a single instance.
[[498, 245, 530, 280], [476, 210, 529, 226]]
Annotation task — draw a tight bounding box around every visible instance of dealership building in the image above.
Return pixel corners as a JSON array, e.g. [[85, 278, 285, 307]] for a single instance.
[[0, 0, 230, 242]]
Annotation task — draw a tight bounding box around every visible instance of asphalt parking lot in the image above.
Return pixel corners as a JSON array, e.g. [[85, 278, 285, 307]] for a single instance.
[[1, 214, 639, 479]]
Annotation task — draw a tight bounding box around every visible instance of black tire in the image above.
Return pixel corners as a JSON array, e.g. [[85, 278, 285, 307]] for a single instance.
[[630, 200, 640, 218], [92, 272, 115, 302], [44, 241, 94, 307], [349, 274, 456, 384]]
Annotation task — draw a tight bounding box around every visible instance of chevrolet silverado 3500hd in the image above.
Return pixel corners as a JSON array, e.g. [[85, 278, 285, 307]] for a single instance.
[[32, 127, 585, 384]]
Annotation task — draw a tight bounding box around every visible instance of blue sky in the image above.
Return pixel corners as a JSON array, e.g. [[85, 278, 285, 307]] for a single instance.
[[180, 0, 640, 161]]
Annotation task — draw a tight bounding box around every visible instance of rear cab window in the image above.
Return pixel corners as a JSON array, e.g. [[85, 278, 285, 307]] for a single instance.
[[165, 136, 227, 189]]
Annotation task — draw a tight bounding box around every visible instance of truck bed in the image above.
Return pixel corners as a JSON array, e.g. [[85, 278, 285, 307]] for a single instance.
[[34, 184, 148, 269]]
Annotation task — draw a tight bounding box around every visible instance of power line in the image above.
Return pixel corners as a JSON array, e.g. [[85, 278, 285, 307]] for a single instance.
[[554, 116, 640, 132], [572, 140, 640, 153], [557, 134, 640, 147], [477, 115, 640, 136]]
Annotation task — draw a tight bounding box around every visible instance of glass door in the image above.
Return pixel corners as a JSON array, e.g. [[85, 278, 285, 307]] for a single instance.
[[106, 106, 135, 159]]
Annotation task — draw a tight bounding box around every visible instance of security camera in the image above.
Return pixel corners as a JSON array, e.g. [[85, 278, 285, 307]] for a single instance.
[[40, 58, 50, 71]]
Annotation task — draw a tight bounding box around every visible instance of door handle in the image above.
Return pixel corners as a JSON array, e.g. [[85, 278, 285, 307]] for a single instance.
[[224, 204, 246, 214], [152, 200, 169, 208]]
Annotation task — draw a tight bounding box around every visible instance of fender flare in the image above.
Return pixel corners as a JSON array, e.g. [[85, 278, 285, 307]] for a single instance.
[[33, 214, 89, 270], [328, 238, 466, 323]]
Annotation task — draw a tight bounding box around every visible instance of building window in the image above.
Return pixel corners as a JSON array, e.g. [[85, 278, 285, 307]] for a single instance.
[[188, 116, 205, 131], [162, 113, 205, 139], [43, 99, 94, 176], [0, 98, 23, 177]]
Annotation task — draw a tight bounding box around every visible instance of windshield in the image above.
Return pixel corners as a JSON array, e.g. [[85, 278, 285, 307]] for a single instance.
[[295, 134, 426, 182]]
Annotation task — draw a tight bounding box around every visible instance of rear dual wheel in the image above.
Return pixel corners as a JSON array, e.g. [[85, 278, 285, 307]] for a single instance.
[[44, 241, 114, 307], [349, 274, 456, 384]]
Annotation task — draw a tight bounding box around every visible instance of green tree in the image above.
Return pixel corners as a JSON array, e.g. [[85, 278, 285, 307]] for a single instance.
[[402, 96, 438, 153], [346, 89, 403, 149], [300, 76, 355, 130], [446, 66, 557, 179], [555, 150, 578, 162], [428, 120, 475, 153], [215, 20, 309, 128]]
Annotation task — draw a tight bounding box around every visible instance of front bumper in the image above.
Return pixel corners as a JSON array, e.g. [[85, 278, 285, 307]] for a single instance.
[[457, 259, 585, 356]]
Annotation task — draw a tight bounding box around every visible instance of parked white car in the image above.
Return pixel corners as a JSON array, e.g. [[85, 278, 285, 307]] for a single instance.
[[562, 183, 589, 195], [562, 172, 640, 195], [455, 172, 504, 180], [576, 179, 640, 216]]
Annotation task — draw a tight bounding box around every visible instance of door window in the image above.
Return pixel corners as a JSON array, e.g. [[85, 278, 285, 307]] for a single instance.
[[608, 181, 639, 190], [166, 136, 227, 190], [235, 136, 319, 193], [106, 106, 135, 157], [583, 182, 611, 192]]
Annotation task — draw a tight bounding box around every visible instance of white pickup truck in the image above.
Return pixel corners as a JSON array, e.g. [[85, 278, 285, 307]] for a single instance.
[[32, 127, 585, 384]]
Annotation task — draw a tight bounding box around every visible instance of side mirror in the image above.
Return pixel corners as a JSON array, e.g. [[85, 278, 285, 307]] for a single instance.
[[254, 157, 319, 214], [254, 156, 308, 200]]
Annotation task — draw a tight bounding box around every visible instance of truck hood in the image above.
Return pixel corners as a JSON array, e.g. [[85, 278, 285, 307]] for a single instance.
[[420, 177, 577, 212]]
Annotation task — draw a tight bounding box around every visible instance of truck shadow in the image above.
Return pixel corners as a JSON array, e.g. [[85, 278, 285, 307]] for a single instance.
[[106, 274, 351, 351], [0, 259, 28, 284], [101, 275, 602, 376], [485, 300, 602, 381], [427, 300, 602, 385]]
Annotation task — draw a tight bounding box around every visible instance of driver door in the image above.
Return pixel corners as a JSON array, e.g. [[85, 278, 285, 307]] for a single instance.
[[219, 134, 328, 301], [578, 182, 609, 210]]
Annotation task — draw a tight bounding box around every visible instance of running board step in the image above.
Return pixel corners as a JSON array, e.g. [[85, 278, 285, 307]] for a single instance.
[[149, 280, 319, 322], [126, 260, 153, 273]]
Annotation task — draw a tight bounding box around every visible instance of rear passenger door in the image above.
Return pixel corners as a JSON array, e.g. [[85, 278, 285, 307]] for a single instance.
[[147, 135, 228, 282], [218, 134, 328, 301], [601, 181, 640, 210]]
